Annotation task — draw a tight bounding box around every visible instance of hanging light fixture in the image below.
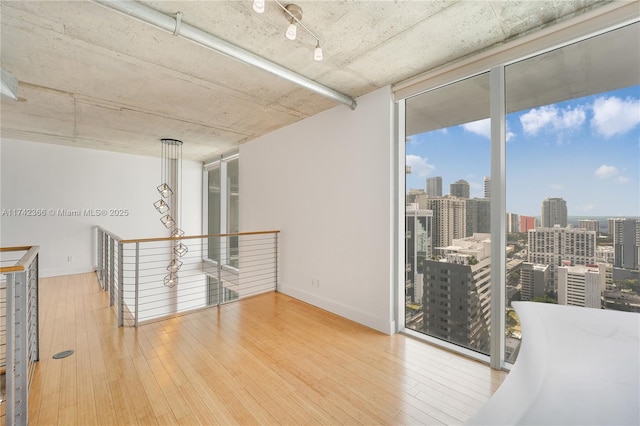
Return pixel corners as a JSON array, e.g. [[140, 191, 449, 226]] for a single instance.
[[156, 140, 173, 198], [156, 139, 183, 229], [155, 138, 185, 287], [154, 199, 170, 214], [164, 273, 178, 288], [160, 214, 175, 228], [167, 259, 183, 272], [157, 183, 173, 198], [174, 243, 189, 257]]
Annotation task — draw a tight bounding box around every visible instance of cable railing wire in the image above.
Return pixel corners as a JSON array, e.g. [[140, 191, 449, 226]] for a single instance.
[[95, 227, 279, 327]]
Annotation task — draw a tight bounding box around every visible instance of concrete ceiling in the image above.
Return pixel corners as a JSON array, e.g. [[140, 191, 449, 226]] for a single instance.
[[0, 0, 617, 161]]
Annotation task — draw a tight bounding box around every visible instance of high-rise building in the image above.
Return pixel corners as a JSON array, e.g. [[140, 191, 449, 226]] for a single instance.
[[483, 176, 491, 199], [466, 198, 490, 236], [421, 196, 466, 249], [450, 179, 470, 199], [609, 218, 640, 270], [520, 215, 536, 232], [426, 176, 443, 197], [599, 262, 614, 292], [578, 219, 600, 236], [405, 204, 433, 304], [596, 246, 615, 265], [528, 226, 596, 291], [506, 213, 519, 234], [520, 263, 548, 301], [540, 197, 568, 228], [558, 264, 602, 309], [422, 234, 492, 353]]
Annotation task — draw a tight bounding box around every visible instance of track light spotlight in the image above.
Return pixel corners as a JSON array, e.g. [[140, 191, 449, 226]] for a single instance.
[[253, 0, 265, 13], [314, 42, 323, 61], [253, 1, 325, 62], [285, 20, 297, 40]]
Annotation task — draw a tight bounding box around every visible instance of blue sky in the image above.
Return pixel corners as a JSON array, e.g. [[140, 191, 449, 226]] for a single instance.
[[406, 85, 640, 217]]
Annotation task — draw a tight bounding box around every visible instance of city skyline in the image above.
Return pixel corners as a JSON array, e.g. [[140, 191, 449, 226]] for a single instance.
[[406, 85, 640, 217]]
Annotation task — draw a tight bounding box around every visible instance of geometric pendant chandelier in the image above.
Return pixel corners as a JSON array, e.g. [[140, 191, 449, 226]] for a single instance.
[[154, 138, 187, 287]]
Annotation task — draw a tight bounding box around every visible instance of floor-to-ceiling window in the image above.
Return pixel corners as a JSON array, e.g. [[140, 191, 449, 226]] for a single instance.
[[400, 19, 639, 367], [503, 23, 640, 363], [204, 152, 240, 304], [405, 72, 492, 356]]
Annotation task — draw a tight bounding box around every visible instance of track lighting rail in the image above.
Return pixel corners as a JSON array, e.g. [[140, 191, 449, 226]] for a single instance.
[[93, 0, 357, 110]]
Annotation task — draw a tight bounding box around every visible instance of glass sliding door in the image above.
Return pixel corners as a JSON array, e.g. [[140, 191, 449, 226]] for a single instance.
[[404, 72, 492, 356], [504, 23, 640, 363]]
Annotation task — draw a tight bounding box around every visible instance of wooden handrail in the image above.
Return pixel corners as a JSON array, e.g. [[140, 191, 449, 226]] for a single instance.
[[118, 230, 280, 244], [0, 245, 39, 273], [0, 246, 32, 252]]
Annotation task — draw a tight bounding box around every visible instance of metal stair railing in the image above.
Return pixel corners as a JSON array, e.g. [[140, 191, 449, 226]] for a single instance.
[[0, 246, 40, 426], [95, 228, 279, 327]]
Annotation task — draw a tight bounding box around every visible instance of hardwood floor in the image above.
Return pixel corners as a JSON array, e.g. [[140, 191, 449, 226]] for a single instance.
[[27, 273, 507, 425]]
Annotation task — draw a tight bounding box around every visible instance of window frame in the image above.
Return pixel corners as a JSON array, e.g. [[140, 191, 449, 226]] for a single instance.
[[395, 6, 640, 370], [203, 151, 240, 267]]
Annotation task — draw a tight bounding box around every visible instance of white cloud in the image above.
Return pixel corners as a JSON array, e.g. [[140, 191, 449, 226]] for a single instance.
[[521, 106, 556, 135], [520, 105, 586, 136], [462, 118, 515, 141], [561, 107, 586, 129], [463, 119, 491, 139], [582, 204, 596, 213], [595, 164, 619, 179], [617, 176, 630, 184], [591, 96, 640, 138], [406, 154, 435, 177]]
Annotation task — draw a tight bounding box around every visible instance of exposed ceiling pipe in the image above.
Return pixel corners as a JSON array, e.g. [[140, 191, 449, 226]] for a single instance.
[[92, 0, 357, 110]]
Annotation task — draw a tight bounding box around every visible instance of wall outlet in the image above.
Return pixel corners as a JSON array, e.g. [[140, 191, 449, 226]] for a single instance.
[[67, 255, 73, 262], [312, 278, 320, 288]]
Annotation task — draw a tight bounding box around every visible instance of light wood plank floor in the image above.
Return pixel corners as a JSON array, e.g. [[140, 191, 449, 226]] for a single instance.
[[28, 273, 507, 425]]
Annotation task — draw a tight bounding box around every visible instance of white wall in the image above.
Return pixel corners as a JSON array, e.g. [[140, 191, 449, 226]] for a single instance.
[[239, 87, 396, 334], [0, 139, 202, 277]]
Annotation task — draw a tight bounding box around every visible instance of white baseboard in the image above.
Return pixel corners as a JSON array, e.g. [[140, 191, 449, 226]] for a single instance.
[[280, 285, 395, 335]]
